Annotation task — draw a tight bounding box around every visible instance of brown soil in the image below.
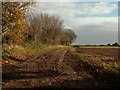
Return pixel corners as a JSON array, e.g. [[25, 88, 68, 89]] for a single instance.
[[76, 48, 119, 60], [2, 48, 120, 89]]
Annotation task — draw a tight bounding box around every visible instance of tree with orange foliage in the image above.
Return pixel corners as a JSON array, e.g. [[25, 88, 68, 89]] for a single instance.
[[2, 2, 34, 44]]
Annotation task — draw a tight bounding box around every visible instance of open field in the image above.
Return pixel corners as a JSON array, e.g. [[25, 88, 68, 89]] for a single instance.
[[2, 45, 120, 89], [75, 47, 119, 59]]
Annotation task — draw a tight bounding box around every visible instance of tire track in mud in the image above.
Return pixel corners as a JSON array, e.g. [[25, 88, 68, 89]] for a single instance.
[[3, 49, 79, 88], [2, 48, 115, 88]]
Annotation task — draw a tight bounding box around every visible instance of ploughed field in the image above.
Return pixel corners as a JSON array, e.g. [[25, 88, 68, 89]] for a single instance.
[[76, 48, 119, 60], [2, 46, 120, 89]]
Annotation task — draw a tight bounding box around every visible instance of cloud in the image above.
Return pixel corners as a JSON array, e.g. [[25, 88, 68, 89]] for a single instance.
[[35, 0, 119, 2], [3, 0, 119, 2], [72, 30, 118, 45], [68, 16, 118, 45], [34, 2, 118, 44], [35, 2, 117, 17], [79, 2, 117, 15], [65, 17, 118, 31], [37, 0, 77, 2]]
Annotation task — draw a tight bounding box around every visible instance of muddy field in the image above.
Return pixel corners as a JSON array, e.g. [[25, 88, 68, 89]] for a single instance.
[[2, 47, 120, 89], [76, 48, 119, 60]]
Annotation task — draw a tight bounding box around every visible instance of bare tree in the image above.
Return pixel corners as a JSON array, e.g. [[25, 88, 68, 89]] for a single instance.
[[61, 28, 77, 45], [27, 13, 77, 45]]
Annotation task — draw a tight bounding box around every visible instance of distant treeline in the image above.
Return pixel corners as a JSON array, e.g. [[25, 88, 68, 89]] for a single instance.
[[72, 42, 119, 47], [2, 2, 76, 46]]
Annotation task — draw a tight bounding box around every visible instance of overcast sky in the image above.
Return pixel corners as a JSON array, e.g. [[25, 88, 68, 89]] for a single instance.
[[34, 0, 119, 45]]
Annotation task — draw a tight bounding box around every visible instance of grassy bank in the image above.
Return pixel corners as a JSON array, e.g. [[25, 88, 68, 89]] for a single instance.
[[2, 43, 67, 61]]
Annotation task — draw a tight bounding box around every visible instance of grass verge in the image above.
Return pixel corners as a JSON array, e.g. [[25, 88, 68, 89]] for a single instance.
[[2, 43, 67, 62]]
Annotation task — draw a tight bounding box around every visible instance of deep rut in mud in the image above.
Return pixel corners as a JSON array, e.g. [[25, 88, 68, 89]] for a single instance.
[[2, 49, 119, 88]]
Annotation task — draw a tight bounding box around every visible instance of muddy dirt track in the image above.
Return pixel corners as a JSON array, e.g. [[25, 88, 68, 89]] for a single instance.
[[2, 48, 120, 89]]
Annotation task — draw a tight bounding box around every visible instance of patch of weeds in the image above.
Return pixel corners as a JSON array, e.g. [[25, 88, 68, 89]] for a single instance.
[[3, 43, 69, 62], [2, 44, 28, 60], [2, 50, 11, 59], [2, 44, 14, 59]]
